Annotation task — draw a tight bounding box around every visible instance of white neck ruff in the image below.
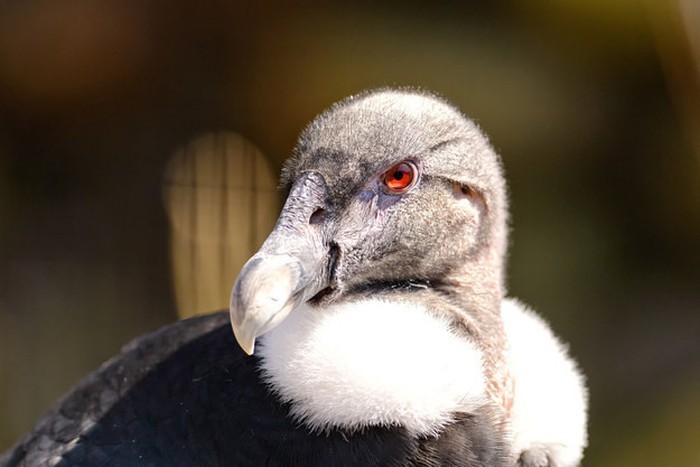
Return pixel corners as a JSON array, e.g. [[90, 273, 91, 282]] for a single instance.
[[258, 298, 487, 436]]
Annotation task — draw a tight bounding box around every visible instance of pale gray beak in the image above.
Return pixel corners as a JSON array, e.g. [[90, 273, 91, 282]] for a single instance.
[[229, 172, 330, 355]]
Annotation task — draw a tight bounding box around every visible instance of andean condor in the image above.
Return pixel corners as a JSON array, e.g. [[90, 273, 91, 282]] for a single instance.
[[1, 89, 587, 467]]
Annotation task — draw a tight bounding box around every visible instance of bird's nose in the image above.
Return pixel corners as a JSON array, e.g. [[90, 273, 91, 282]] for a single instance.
[[229, 171, 330, 354]]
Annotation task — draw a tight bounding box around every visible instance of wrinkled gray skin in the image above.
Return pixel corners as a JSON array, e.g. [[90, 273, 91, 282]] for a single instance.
[[231, 88, 512, 413]]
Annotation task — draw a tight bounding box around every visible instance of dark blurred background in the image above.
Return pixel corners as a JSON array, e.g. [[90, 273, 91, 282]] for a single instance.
[[1, 1, 699, 464]]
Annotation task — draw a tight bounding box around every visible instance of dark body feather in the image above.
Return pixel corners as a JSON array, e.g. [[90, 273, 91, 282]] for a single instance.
[[1, 313, 508, 467]]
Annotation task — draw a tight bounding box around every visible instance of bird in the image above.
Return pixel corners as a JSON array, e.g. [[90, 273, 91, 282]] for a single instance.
[[1, 89, 587, 467]]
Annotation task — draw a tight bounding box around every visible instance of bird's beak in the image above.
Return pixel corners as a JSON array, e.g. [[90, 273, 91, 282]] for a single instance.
[[230, 172, 330, 355]]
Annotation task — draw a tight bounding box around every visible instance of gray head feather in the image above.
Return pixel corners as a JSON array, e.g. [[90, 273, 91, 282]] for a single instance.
[[283, 88, 509, 298], [232, 88, 512, 403]]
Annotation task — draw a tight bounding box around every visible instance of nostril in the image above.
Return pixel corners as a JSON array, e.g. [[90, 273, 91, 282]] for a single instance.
[[309, 208, 326, 225]]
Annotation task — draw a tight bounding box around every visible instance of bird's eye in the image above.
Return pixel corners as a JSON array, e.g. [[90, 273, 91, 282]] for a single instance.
[[382, 161, 418, 194]]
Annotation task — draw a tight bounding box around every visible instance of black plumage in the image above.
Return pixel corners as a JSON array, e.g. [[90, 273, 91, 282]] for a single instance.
[[1, 313, 508, 466]]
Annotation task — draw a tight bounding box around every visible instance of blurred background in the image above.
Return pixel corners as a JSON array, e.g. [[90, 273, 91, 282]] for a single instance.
[[0, 0, 699, 464]]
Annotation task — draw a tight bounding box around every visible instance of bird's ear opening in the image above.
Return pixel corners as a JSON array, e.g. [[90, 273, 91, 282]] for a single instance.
[[453, 182, 487, 210]]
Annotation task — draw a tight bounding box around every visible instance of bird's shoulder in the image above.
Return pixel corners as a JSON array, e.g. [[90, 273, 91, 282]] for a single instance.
[[1, 312, 238, 466], [2, 311, 509, 467]]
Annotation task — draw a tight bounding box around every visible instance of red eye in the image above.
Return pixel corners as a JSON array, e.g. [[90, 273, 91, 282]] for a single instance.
[[382, 161, 418, 194]]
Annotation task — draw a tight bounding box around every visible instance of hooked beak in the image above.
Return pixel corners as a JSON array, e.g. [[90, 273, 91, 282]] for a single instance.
[[229, 172, 330, 355]]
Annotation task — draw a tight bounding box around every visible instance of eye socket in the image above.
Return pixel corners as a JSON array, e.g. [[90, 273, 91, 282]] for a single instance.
[[382, 161, 418, 194]]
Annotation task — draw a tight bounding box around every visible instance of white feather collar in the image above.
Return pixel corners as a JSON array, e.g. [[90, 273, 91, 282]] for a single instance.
[[258, 298, 487, 435]]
